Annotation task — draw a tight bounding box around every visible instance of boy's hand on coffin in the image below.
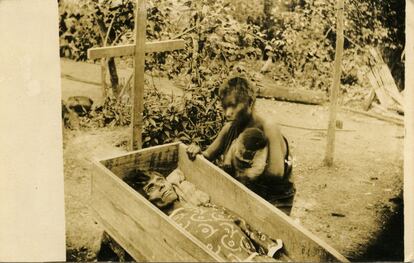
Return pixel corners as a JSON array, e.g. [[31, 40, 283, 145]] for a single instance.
[[186, 144, 202, 160]]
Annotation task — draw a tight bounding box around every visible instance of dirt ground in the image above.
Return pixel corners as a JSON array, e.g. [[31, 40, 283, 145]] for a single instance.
[[61, 59, 404, 261]]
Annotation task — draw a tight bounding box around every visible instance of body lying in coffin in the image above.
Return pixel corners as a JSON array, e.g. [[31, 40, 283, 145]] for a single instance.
[[119, 168, 288, 262]]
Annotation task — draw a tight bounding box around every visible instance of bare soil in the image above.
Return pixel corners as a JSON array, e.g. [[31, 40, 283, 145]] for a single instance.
[[61, 59, 404, 261]]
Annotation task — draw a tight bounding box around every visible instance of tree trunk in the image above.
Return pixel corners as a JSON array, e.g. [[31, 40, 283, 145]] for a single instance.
[[96, 16, 120, 96], [263, 0, 273, 18], [108, 57, 119, 95]]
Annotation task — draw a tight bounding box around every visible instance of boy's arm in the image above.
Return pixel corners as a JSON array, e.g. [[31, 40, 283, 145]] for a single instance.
[[186, 122, 231, 161], [263, 120, 286, 178], [202, 122, 231, 160]]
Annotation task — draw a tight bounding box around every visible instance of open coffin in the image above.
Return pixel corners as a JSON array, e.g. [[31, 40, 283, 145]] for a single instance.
[[91, 142, 349, 262]]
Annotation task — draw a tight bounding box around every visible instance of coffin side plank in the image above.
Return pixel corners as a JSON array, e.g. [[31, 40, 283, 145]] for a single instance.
[[101, 142, 179, 179], [177, 144, 348, 262], [91, 160, 223, 262], [90, 208, 147, 261]]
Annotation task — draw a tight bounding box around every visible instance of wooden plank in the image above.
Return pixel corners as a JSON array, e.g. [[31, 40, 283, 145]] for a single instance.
[[257, 78, 327, 105], [366, 68, 394, 108], [341, 106, 404, 126], [387, 104, 404, 115], [378, 64, 404, 107], [372, 66, 397, 107], [363, 88, 376, 111], [91, 160, 223, 262], [371, 103, 404, 121], [369, 47, 384, 64], [61, 73, 102, 86], [131, 0, 146, 150], [367, 47, 404, 108], [324, 0, 344, 167], [87, 40, 186, 60], [100, 142, 179, 179], [177, 144, 349, 262]]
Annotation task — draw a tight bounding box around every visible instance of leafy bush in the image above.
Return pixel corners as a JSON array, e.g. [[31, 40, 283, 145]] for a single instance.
[[142, 88, 224, 148], [61, 0, 405, 145], [77, 85, 224, 149], [59, 0, 404, 91], [253, 0, 404, 91], [78, 95, 131, 128], [59, 0, 169, 61]]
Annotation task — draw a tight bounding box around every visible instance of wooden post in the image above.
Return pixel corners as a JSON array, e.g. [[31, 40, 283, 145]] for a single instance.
[[324, 0, 344, 166], [101, 58, 107, 99], [132, 0, 146, 150], [87, 2, 184, 151]]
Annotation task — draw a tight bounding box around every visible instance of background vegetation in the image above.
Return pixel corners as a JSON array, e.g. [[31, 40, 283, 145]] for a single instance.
[[59, 0, 405, 148]]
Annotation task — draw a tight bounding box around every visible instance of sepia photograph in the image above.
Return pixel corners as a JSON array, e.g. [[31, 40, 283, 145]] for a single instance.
[[5, 0, 406, 261], [59, 0, 405, 262], [58, 0, 406, 262]]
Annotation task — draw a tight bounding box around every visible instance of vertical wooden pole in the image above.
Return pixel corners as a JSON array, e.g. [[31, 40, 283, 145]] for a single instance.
[[101, 58, 107, 99], [131, 0, 146, 150], [324, 0, 344, 166]]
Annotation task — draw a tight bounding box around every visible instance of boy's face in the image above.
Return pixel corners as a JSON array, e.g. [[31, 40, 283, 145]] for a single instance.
[[222, 91, 252, 123]]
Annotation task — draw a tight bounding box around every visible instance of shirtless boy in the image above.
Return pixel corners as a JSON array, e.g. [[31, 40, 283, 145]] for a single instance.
[[186, 76, 295, 214]]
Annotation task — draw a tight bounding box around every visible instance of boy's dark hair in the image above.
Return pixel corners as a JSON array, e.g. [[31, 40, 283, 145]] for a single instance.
[[219, 76, 255, 106], [239, 128, 268, 152]]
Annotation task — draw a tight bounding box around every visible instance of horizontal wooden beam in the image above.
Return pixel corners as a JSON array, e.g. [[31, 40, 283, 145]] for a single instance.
[[341, 106, 404, 126], [88, 39, 185, 60]]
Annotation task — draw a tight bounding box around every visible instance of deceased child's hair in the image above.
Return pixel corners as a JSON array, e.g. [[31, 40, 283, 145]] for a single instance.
[[123, 169, 161, 196]]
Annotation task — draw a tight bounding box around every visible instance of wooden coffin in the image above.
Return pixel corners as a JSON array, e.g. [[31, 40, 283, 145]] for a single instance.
[[91, 142, 349, 262]]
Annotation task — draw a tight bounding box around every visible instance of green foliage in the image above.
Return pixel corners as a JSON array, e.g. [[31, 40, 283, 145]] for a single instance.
[[252, 0, 404, 92], [145, 0, 267, 90], [59, 0, 169, 61], [77, 85, 224, 149], [61, 0, 405, 145], [59, 0, 404, 89], [59, 0, 134, 60], [142, 88, 224, 148], [79, 95, 131, 128]]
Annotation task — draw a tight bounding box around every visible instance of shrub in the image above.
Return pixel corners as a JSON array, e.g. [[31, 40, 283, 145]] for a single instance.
[[77, 85, 224, 149]]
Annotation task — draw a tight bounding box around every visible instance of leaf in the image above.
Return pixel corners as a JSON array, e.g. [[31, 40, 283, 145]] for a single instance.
[[149, 118, 156, 127]]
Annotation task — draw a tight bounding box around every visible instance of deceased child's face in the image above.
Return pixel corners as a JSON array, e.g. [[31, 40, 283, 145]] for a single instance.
[[143, 173, 178, 208]]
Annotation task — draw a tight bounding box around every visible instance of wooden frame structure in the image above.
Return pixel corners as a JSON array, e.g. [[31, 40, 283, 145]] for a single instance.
[[91, 142, 349, 262], [87, 0, 185, 150]]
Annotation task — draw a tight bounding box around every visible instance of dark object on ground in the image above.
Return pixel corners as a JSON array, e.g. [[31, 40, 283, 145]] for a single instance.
[[62, 101, 80, 129], [331, 213, 346, 217], [62, 101, 69, 119], [96, 232, 133, 262], [66, 96, 94, 116]]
